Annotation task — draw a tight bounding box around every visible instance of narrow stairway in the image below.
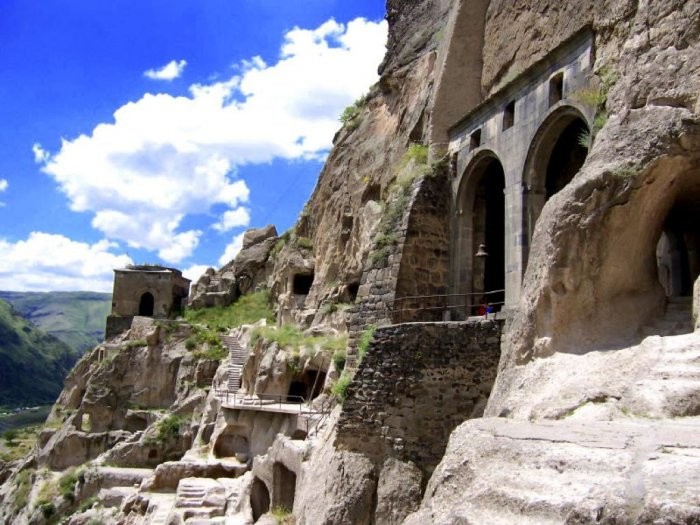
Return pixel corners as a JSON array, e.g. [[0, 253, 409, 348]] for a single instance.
[[221, 335, 247, 392], [642, 296, 693, 337]]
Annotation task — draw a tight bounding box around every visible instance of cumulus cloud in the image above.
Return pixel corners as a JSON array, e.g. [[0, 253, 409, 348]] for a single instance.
[[212, 207, 251, 232], [182, 264, 211, 284], [34, 18, 387, 263], [218, 232, 245, 266], [0, 232, 132, 292], [144, 59, 188, 81], [0, 179, 7, 192]]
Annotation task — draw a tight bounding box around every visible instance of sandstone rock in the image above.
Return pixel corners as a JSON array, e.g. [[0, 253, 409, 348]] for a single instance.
[[405, 417, 700, 524], [141, 460, 248, 491], [375, 458, 422, 525], [242, 225, 277, 250]]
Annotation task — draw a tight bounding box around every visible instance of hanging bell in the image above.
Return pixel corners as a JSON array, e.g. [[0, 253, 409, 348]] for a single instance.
[[475, 243, 489, 258]]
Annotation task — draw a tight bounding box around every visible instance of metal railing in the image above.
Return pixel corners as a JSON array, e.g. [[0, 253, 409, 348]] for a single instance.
[[214, 389, 334, 417], [388, 289, 505, 324]]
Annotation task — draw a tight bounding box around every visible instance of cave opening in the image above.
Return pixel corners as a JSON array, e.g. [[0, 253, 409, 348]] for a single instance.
[[292, 273, 314, 295], [656, 195, 700, 299], [250, 477, 270, 522]]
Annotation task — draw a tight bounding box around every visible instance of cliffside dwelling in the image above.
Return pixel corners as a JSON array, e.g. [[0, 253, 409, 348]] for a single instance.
[[105, 265, 190, 337]]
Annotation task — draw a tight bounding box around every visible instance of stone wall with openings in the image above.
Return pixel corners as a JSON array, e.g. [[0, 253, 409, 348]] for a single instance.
[[335, 319, 502, 474]]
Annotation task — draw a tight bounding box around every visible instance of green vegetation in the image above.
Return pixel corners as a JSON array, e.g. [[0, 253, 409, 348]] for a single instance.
[[295, 236, 314, 250], [252, 324, 348, 355], [332, 349, 346, 372], [339, 94, 367, 130], [123, 339, 147, 349], [0, 291, 112, 354], [370, 144, 436, 268], [331, 373, 352, 402], [0, 298, 80, 407], [357, 325, 376, 363], [58, 467, 83, 502], [12, 468, 33, 511], [185, 290, 273, 332], [0, 425, 41, 462], [572, 66, 617, 144], [77, 495, 98, 512], [270, 230, 292, 258], [271, 506, 294, 524], [146, 414, 189, 444]]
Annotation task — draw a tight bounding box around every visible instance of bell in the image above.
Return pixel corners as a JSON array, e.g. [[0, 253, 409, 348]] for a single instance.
[[475, 243, 489, 258]]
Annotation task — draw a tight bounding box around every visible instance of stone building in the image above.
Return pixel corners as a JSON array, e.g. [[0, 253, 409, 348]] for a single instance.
[[105, 265, 190, 337]]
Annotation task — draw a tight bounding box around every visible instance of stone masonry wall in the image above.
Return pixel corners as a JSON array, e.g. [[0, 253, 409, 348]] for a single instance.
[[335, 320, 502, 473], [347, 166, 451, 359]]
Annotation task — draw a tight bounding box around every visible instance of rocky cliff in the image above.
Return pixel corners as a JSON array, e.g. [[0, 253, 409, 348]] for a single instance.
[[1, 1, 699, 524]]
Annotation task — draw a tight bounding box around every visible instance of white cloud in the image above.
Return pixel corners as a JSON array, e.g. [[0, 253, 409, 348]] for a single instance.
[[212, 207, 251, 232], [0, 232, 132, 292], [144, 59, 187, 81], [182, 264, 211, 284], [35, 18, 387, 263], [218, 232, 245, 266], [0, 179, 7, 192]]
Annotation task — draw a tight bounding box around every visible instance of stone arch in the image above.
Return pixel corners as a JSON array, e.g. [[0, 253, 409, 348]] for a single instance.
[[452, 150, 506, 315], [250, 477, 270, 522], [138, 291, 155, 316], [213, 426, 250, 462], [272, 462, 297, 512], [523, 104, 590, 267]]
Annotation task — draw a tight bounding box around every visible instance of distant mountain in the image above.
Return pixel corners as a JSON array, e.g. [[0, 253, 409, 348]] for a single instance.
[[0, 291, 111, 354], [0, 298, 80, 407]]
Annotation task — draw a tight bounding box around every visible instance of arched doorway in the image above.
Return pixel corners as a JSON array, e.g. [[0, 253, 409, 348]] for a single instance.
[[524, 107, 590, 267], [272, 462, 297, 512], [453, 153, 506, 316], [138, 292, 154, 316]]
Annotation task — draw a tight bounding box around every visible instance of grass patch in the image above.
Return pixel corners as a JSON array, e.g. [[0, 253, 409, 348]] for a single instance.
[[252, 325, 348, 356], [331, 373, 352, 402], [123, 339, 147, 349], [295, 236, 313, 250], [77, 495, 98, 512], [357, 325, 376, 363], [58, 467, 82, 502], [572, 66, 617, 142], [12, 468, 33, 511], [332, 349, 346, 372], [185, 290, 274, 332]]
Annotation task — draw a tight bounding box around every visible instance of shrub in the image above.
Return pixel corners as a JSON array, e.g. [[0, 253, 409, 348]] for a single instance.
[[332, 349, 346, 372], [78, 495, 98, 512], [59, 467, 80, 502], [3, 429, 19, 446], [152, 414, 188, 443], [13, 469, 33, 510], [295, 236, 314, 250], [331, 373, 352, 402], [185, 336, 197, 350], [339, 94, 367, 129], [271, 506, 294, 524]]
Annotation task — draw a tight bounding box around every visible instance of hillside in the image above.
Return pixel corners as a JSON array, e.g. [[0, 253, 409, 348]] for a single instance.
[[0, 298, 80, 407], [0, 291, 111, 354]]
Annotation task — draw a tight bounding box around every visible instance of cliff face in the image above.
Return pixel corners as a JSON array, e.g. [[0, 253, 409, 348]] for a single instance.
[[2, 1, 699, 524]]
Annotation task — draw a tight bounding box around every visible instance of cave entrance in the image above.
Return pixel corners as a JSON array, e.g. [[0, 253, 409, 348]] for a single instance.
[[287, 369, 326, 402], [292, 273, 314, 295], [453, 153, 506, 317], [213, 427, 250, 461], [250, 477, 270, 522], [272, 462, 297, 513], [656, 198, 700, 299], [138, 292, 154, 316], [524, 108, 590, 268]]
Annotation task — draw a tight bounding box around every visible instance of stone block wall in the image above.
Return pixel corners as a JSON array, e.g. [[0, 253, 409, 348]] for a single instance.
[[335, 320, 502, 473], [348, 165, 451, 359]]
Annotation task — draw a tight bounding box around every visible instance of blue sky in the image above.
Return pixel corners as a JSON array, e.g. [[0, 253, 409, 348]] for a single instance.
[[0, 0, 386, 291]]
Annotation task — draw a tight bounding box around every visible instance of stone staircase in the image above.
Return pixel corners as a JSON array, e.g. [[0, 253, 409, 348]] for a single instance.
[[221, 335, 247, 392], [175, 478, 226, 520], [147, 494, 176, 525], [642, 296, 693, 337]]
